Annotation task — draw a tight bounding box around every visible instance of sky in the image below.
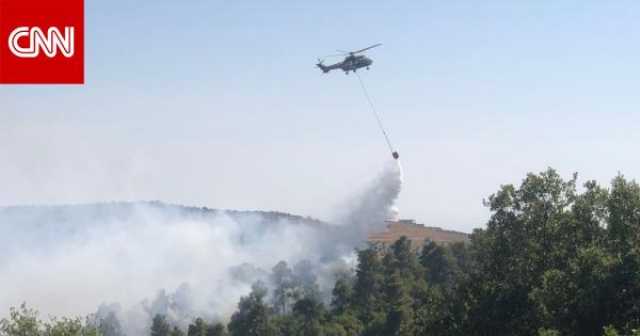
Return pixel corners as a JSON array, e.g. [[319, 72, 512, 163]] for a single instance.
[[2, 1, 640, 233]]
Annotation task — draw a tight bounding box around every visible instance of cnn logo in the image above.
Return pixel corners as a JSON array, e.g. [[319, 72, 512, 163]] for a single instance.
[[8, 26, 75, 58], [0, 0, 84, 84]]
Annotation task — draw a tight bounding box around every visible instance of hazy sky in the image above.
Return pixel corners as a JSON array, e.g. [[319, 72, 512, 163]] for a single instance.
[[2, 1, 640, 233]]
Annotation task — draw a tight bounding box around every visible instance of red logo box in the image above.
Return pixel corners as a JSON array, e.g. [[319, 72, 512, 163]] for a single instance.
[[0, 0, 84, 84]]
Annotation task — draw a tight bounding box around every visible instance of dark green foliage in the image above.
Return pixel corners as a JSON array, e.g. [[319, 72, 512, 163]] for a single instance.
[[187, 318, 207, 336], [608, 175, 640, 254], [228, 283, 276, 336], [462, 169, 640, 335], [413, 284, 449, 336], [170, 326, 185, 336], [206, 323, 227, 336], [388, 237, 421, 281], [271, 261, 294, 315], [4, 168, 640, 336], [270, 315, 298, 336], [352, 247, 384, 325], [151, 315, 170, 336], [420, 240, 451, 287], [291, 297, 325, 336], [381, 272, 414, 336], [330, 276, 353, 315], [184, 318, 226, 336], [331, 313, 363, 336]]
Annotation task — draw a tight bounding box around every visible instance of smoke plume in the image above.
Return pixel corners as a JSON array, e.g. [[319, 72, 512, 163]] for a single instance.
[[0, 160, 402, 334]]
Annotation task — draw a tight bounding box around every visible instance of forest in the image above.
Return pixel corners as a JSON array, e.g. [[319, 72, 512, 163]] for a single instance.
[[2, 168, 639, 336]]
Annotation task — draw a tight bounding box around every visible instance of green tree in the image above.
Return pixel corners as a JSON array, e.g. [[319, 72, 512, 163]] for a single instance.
[[330, 276, 353, 315], [206, 323, 226, 336], [228, 283, 275, 336], [602, 325, 620, 336], [169, 326, 185, 336], [292, 297, 325, 336], [413, 284, 449, 336], [464, 169, 580, 335], [1, 304, 102, 336], [420, 240, 452, 287], [332, 313, 363, 336], [187, 318, 207, 336], [44, 317, 84, 336], [0, 303, 41, 336], [381, 271, 414, 336], [270, 315, 298, 336], [388, 237, 421, 281], [352, 247, 384, 326], [292, 260, 321, 301], [607, 175, 640, 254], [271, 261, 294, 315], [97, 312, 123, 336], [150, 314, 170, 336], [537, 328, 561, 336]]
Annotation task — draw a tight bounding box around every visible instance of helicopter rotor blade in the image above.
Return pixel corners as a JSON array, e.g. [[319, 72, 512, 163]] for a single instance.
[[351, 43, 382, 54], [322, 53, 346, 58], [319, 44, 381, 61]]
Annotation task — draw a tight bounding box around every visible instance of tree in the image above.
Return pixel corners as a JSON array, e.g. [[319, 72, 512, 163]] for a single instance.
[[537, 328, 561, 336], [420, 240, 451, 287], [292, 297, 325, 336], [206, 323, 226, 336], [292, 260, 321, 301], [352, 247, 384, 325], [187, 318, 207, 336], [0, 303, 101, 336], [44, 317, 84, 336], [9, 168, 640, 336], [602, 325, 620, 336], [331, 276, 353, 315], [389, 237, 421, 281], [151, 314, 170, 336], [607, 175, 640, 254], [97, 312, 124, 336], [271, 261, 294, 315], [332, 313, 363, 336], [228, 282, 275, 336], [0, 303, 41, 336], [463, 169, 580, 335], [169, 326, 185, 336], [381, 271, 414, 336], [270, 315, 298, 336], [413, 284, 449, 336]]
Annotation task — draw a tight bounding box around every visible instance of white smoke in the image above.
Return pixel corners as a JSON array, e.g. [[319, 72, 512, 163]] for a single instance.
[[332, 160, 403, 248], [0, 160, 403, 334]]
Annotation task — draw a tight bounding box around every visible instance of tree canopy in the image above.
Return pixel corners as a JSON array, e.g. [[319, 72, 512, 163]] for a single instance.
[[2, 168, 639, 336]]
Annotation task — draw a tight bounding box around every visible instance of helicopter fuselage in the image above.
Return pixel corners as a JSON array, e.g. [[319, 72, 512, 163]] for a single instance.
[[317, 55, 373, 74]]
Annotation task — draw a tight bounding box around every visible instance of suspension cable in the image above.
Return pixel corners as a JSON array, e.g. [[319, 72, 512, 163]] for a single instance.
[[355, 71, 395, 155]]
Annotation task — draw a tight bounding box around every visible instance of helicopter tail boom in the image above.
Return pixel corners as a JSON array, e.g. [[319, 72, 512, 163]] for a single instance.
[[316, 62, 330, 73]]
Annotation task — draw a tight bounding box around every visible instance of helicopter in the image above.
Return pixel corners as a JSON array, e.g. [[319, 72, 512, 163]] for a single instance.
[[316, 43, 381, 74]]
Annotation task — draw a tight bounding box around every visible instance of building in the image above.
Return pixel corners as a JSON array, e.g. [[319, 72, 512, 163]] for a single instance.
[[368, 219, 469, 249]]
